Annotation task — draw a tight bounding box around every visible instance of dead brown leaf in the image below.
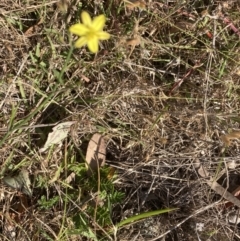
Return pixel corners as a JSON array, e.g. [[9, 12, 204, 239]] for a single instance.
[[221, 130, 240, 146], [224, 186, 240, 209], [206, 179, 240, 208], [124, 0, 146, 10], [126, 36, 141, 46], [24, 19, 43, 37], [86, 134, 106, 176]]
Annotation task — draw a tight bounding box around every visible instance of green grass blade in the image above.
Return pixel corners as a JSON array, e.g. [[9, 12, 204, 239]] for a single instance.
[[8, 103, 18, 130], [116, 208, 178, 228]]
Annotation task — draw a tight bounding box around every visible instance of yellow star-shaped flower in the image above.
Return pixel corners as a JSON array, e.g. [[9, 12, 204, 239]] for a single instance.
[[69, 11, 110, 53]]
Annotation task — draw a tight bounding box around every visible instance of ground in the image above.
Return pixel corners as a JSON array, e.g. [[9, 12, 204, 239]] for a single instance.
[[0, 0, 240, 240]]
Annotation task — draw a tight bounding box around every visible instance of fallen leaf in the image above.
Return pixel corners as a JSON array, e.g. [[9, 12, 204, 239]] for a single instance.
[[24, 19, 43, 37], [124, 0, 146, 10], [39, 121, 75, 153], [86, 134, 106, 176], [221, 130, 240, 147], [3, 169, 32, 196], [206, 179, 240, 208], [224, 186, 240, 209], [126, 36, 141, 46], [193, 159, 209, 178]]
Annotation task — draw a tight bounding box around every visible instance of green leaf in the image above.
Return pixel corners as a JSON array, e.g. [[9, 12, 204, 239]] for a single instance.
[[116, 208, 178, 228], [71, 215, 98, 241], [36, 43, 41, 57], [38, 196, 60, 209]]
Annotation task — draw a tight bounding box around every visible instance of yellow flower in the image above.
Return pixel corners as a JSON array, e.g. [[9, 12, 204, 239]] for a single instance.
[[69, 11, 110, 53]]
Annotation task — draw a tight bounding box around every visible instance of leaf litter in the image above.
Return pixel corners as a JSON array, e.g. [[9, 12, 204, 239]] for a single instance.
[[85, 133, 106, 176], [1, 0, 240, 240], [39, 121, 76, 153], [3, 169, 32, 196]]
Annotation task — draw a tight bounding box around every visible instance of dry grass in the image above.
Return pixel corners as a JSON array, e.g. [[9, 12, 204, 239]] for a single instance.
[[1, 0, 240, 240]]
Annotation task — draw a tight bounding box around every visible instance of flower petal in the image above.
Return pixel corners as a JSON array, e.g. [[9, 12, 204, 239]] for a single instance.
[[92, 14, 106, 31], [74, 36, 88, 48], [81, 11, 92, 27], [97, 31, 110, 40], [87, 36, 99, 53], [69, 24, 89, 36]]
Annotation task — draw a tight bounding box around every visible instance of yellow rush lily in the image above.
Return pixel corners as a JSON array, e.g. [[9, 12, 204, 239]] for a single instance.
[[69, 11, 110, 53]]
